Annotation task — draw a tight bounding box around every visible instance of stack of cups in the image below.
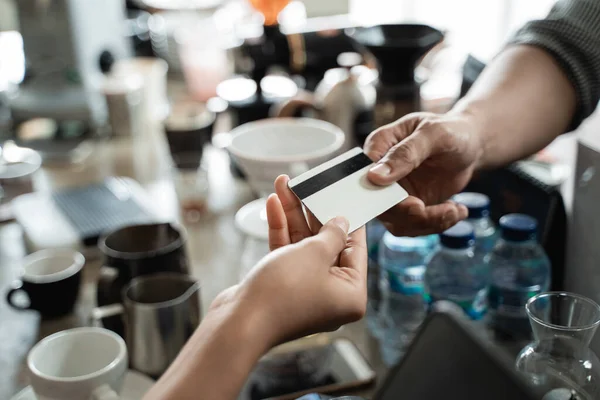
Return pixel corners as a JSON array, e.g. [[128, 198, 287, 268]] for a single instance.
[[164, 101, 216, 222]]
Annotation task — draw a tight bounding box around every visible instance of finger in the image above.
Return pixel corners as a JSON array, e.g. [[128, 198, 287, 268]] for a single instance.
[[364, 114, 421, 162], [266, 193, 291, 251], [307, 217, 349, 262], [274, 175, 312, 243], [305, 208, 322, 234], [368, 131, 435, 185], [380, 198, 468, 236], [339, 226, 367, 278]]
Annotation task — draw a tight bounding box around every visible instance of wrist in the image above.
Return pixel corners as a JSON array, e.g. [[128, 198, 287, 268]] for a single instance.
[[207, 292, 276, 356], [448, 101, 488, 169]]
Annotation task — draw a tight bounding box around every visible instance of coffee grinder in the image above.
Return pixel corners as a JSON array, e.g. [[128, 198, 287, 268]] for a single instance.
[[11, 0, 132, 126], [349, 24, 444, 127]]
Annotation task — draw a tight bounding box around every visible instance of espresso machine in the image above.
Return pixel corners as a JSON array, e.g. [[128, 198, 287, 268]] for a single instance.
[[10, 0, 132, 126]]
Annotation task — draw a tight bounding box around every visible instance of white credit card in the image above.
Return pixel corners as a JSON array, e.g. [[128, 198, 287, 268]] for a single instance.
[[288, 147, 409, 233]]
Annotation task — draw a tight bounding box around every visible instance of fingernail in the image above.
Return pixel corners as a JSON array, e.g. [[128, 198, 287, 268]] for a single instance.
[[333, 216, 349, 233], [369, 163, 391, 176]]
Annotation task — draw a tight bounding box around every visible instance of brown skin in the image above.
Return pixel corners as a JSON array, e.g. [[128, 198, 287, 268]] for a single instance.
[[365, 45, 576, 236]]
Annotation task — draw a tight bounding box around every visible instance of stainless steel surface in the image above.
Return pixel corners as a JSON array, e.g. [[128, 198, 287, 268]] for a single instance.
[[124, 273, 201, 377]]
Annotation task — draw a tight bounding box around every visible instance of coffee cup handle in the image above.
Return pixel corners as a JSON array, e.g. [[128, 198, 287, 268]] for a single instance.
[[271, 91, 319, 118], [91, 303, 125, 327], [97, 266, 120, 307], [90, 384, 120, 400], [6, 283, 30, 311]]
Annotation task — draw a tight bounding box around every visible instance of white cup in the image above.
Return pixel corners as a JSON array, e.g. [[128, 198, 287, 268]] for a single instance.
[[228, 118, 346, 196], [28, 327, 128, 400]]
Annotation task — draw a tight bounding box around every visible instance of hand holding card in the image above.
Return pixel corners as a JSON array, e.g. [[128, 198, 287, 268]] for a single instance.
[[288, 147, 409, 233]]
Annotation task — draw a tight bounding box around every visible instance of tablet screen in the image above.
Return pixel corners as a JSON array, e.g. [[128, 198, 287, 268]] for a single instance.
[[376, 312, 539, 400]]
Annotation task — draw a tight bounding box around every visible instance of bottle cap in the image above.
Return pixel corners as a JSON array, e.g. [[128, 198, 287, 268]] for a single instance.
[[499, 214, 537, 242], [452, 192, 490, 219], [440, 221, 475, 249]]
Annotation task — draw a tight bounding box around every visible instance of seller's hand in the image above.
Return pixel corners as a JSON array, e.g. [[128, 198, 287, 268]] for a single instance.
[[365, 111, 479, 236], [224, 175, 367, 346]]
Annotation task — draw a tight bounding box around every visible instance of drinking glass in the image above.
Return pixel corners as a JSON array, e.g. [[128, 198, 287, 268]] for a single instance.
[[516, 292, 600, 400]]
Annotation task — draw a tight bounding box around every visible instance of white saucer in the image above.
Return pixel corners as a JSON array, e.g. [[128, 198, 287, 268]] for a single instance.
[[11, 370, 155, 400], [235, 198, 269, 241]]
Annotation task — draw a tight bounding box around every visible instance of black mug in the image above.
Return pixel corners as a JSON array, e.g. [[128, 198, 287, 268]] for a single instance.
[[6, 249, 85, 319], [164, 100, 215, 163], [96, 223, 189, 335]]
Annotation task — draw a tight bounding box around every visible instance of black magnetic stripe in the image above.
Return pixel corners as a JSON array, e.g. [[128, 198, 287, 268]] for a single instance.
[[291, 152, 373, 200]]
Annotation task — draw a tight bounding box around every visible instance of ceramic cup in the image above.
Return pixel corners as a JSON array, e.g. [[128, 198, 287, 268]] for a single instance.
[[28, 327, 128, 400], [227, 118, 346, 196], [164, 100, 215, 164], [6, 249, 85, 319], [0, 142, 42, 221]]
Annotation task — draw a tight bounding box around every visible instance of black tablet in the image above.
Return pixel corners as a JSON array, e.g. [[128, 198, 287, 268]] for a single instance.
[[375, 302, 542, 400]]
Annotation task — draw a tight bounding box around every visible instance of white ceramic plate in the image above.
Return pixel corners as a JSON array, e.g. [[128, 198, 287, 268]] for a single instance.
[[11, 370, 155, 400]]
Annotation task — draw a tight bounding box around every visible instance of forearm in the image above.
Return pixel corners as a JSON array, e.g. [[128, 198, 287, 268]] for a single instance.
[[143, 299, 272, 400], [452, 45, 576, 169]]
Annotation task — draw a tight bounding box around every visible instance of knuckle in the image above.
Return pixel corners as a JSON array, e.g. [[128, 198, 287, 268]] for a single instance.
[[418, 115, 448, 140], [387, 142, 418, 169], [437, 217, 457, 232], [364, 129, 394, 161]]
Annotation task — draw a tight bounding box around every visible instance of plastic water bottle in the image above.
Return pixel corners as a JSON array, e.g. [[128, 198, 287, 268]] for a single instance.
[[452, 192, 497, 256], [424, 221, 490, 320], [488, 214, 551, 340], [366, 220, 387, 337], [378, 232, 438, 366]]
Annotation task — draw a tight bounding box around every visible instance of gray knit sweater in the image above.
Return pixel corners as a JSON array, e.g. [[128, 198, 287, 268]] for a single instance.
[[510, 0, 600, 127]]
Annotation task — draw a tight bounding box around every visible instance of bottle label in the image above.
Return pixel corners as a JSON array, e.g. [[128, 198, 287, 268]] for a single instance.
[[488, 285, 542, 318], [427, 288, 488, 320], [464, 288, 488, 320], [387, 266, 425, 295]]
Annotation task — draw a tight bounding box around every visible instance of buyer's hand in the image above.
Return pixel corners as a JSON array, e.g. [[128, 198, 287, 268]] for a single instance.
[[230, 175, 368, 345], [365, 112, 476, 236]]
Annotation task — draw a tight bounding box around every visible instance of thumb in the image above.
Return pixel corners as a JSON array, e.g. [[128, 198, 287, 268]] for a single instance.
[[368, 131, 434, 185], [308, 217, 349, 261]]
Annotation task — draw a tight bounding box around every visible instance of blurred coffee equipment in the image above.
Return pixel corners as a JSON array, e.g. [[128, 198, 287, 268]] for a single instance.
[[9, 0, 131, 154], [274, 51, 377, 149], [349, 24, 444, 127]]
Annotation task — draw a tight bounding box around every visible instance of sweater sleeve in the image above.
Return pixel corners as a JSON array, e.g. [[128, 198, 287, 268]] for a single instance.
[[509, 0, 600, 128]]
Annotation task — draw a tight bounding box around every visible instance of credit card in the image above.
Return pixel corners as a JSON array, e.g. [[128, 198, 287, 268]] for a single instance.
[[288, 147, 409, 233]]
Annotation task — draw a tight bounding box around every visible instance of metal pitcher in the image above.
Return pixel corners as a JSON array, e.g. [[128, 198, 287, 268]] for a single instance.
[[93, 273, 201, 378]]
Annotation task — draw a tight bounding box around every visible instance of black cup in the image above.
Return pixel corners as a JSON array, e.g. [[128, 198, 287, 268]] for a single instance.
[[164, 101, 215, 163], [97, 223, 189, 335], [6, 249, 85, 319]]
